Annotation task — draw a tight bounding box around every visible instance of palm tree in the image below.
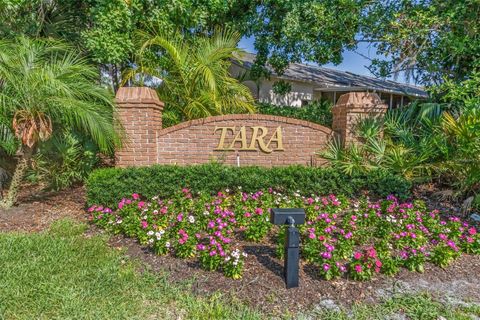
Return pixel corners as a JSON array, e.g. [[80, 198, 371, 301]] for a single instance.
[[124, 29, 255, 124], [0, 37, 122, 208]]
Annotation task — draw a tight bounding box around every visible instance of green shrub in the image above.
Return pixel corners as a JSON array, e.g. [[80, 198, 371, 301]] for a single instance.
[[86, 163, 411, 207], [256, 100, 333, 127]]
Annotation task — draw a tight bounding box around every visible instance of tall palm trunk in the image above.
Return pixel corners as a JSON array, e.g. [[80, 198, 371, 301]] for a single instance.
[[0, 147, 33, 209]]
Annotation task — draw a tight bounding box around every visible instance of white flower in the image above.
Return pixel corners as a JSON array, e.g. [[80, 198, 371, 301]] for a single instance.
[[226, 188, 230, 193], [152, 196, 158, 200], [148, 239, 154, 244], [242, 252, 248, 257], [159, 229, 165, 235], [117, 219, 123, 224], [147, 231, 154, 236], [153, 210, 159, 214], [225, 256, 231, 261], [203, 211, 210, 216], [233, 261, 238, 266], [238, 186, 242, 190], [165, 242, 171, 248], [143, 215, 148, 219], [188, 216, 195, 223]]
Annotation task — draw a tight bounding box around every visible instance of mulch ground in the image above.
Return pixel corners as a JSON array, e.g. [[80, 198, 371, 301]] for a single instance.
[[1, 185, 479, 316]]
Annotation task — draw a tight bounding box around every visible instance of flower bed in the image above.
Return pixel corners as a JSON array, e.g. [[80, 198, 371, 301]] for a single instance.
[[88, 189, 479, 281]]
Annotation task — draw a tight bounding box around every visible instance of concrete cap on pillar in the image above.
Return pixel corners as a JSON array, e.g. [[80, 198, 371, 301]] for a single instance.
[[115, 87, 164, 109]]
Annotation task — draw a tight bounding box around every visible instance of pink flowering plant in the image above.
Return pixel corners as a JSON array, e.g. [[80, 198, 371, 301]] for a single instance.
[[235, 190, 273, 242], [89, 189, 480, 281]]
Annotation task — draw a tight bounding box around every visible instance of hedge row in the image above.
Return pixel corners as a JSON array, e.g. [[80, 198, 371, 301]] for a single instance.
[[256, 101, 333, 127], [86, 164, 412, 208]]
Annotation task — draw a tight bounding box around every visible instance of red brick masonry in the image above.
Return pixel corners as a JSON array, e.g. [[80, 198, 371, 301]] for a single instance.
[[115, 87, 387, 167], [157, 114, 334, 167]]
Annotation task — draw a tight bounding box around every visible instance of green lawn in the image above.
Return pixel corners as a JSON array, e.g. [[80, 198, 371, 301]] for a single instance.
[[0, 219, 260, 320], [0, 219, 478, 320]]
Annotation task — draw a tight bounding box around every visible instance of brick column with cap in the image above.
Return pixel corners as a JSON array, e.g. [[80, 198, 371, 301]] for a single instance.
[[115, 87, 164, 167], [332, 92, 388, 146]]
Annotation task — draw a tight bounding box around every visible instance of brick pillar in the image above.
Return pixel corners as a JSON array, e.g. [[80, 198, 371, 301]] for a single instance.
[[115, 87, 164, 167], [332, 92, 388, 146]]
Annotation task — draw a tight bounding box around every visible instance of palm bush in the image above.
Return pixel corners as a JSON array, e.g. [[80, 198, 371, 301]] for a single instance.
[[321, 100, 480, 196], [28, 132, 99, 191], [0, 37, 122, 208], [124, 29, 255, 125]]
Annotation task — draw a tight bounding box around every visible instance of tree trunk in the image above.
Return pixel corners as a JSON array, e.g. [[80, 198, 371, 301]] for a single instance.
[[0, 147, 33, 209]]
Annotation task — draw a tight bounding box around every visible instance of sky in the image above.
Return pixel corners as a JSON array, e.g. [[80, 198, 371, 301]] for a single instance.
[[238, 36, 409, 84]]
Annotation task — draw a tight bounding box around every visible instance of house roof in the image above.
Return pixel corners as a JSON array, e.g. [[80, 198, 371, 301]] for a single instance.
[[234, 52, 428, 98]]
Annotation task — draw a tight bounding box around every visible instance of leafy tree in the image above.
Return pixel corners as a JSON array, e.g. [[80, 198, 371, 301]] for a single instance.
[[0, 37, 122, 208], [363, 0, 480, 85], [126, 29, 255, 122]]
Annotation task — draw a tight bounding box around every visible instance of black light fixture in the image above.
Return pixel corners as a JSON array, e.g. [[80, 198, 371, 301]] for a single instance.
[[270, 208, 305, 288]]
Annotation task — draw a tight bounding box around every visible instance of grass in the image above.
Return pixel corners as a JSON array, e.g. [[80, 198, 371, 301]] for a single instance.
[[1, 219, 478, 320], [301, 292, 480, 320], [0, 219, 260, 320]]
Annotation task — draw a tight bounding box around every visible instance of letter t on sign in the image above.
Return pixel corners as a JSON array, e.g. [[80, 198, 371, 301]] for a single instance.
[[214, 126, 235, 150]]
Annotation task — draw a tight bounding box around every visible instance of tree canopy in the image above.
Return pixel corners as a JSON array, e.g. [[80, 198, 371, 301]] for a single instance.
[[1, 0, 478, 89]]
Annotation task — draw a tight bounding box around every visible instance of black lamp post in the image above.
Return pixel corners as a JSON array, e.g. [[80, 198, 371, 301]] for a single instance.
[[270, 208, 305, 288]]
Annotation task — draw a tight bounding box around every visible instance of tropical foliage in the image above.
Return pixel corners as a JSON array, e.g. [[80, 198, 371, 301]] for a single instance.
[[125, 29, 255, 123], [322, 97, 480, 196], [0, 37, 122, 208]]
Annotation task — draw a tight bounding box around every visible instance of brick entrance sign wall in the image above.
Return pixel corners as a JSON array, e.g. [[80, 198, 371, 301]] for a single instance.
[[115, 87, 387, 167]]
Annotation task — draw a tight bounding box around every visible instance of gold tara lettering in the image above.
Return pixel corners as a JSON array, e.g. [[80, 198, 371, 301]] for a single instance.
[[266, 126, 284, 151], [249, 126, 272, 153], [214, 126, 235, 150], [228, 126, 249, 150]]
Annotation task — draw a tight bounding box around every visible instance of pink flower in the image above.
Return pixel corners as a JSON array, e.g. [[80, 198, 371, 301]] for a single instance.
[[375, 260, 382, 268], [323, 264, 330, 271], [118, 202, 124, 209], [344, 232, 352, 239], [244, 212, 251, 218], [322, 252, 332, 259], [197, 244, 205, 250], [141, 221, 148, 229], [308, 233, 316, 239], [353, 252, 362, 260], [177, 213, 183, 222], [354, 265, 362, 273], [88, 206, 96, 212], [138, 201, 145, 209], [468, 227, 477, 235], [132, 193, 139, 200], [255, 208, 263, 215], [209, 250, 217, 256]]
